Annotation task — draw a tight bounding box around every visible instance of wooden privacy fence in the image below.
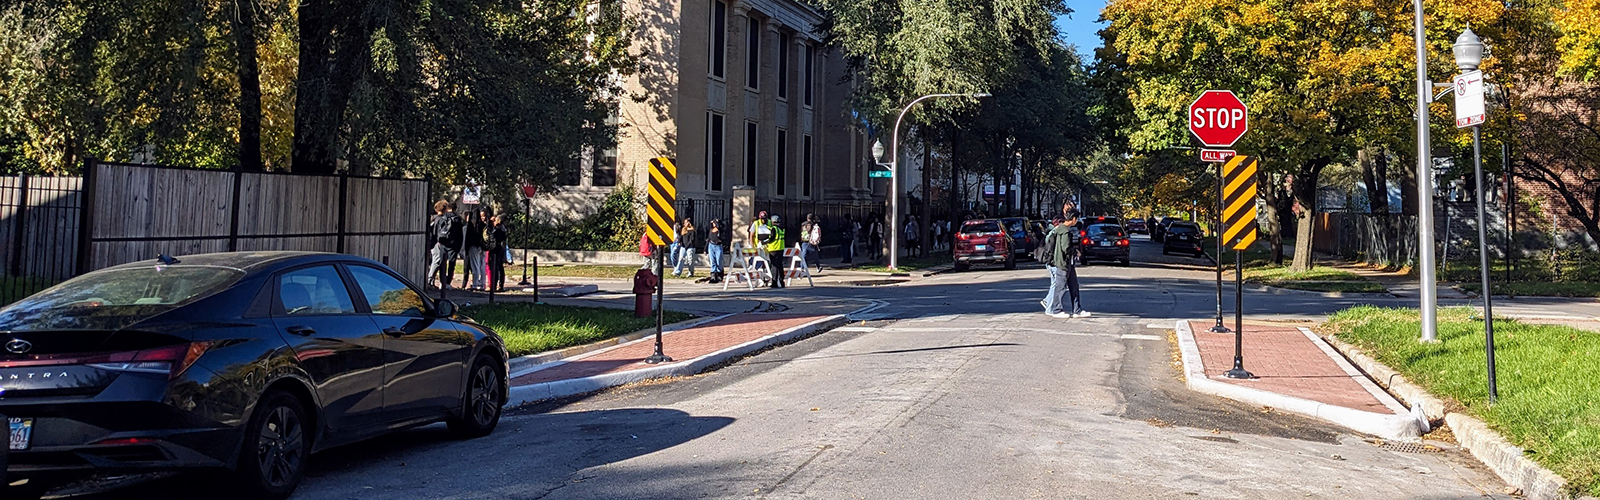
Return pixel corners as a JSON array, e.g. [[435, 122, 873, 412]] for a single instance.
[[1, 176, 84, 302], [81, 162, 432, 284]]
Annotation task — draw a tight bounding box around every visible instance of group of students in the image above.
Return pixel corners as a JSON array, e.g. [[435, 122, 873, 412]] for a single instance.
[[900, 216, 953, 257], [1039, 200, 1088, 318], [426, 200, 512, 292], [642, 211, 830, 288]]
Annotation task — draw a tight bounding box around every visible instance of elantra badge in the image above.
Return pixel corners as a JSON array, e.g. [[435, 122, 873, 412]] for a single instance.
[[5, 339, 32, 354]]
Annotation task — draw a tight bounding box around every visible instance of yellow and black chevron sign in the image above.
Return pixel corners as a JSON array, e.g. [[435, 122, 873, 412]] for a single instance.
[[646, 157, 678, 247], [1221, 155, 1260, 251]]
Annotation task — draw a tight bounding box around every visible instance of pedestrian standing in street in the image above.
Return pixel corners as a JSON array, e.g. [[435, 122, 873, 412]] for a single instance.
[[750, 211, 774, 285], [668, 219, 682, 270], [487, 214, 509, 292], [461, 210, 487, 290], [840, 214, 859, 264], [427, 200, 464, 290], [673, 217, 697, 277], [1047, 201, 1087, 318], [765, 214, 786, 288], [639, 232, 656, 270], [868, 214, 884, 260], [801, 213, 822, 272], [707, 219, 727, 283], [1038, 216, 1064, 314], [931, 218, 945, 252]]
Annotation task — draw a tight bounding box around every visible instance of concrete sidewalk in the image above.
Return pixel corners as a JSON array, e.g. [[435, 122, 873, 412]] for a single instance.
[[1175, 320, 1426, 440], [506, 313, 847, 406]]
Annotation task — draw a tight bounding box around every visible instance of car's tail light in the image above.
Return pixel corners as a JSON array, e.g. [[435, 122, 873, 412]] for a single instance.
[[1117, 239, 1130, 246], [85, 342, 212, 379], [92, 437, 157, 446], [1081, 238, 1093, 246]]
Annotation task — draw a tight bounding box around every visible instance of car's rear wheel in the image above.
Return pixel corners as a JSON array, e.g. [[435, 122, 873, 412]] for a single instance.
[[448, 354, 504, 439], [1119, 259, 1130, 267], [1003, 256, 1017, 270], [239, 391, 309, 500], [1162, 248, 1170, 255]]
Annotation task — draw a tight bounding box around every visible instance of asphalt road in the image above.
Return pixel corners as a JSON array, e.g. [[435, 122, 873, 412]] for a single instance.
[[57, 236, 1513, 499]]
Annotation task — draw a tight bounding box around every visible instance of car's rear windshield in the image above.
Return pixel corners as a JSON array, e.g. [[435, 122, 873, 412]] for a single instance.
[[961, 222, 1001, 234], [1169, 225, 1199, 234], [1003, 219, 1027, 233], [1088, 224, 1125, 237], [0, 265, 244, 331]]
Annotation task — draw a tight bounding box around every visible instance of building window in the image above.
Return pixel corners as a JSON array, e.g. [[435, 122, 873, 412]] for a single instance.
[[776, 128, 788, 196], [710, 1, 726, 79], [777, 33, 790, 100], [744, 121, 758, 186], [594, 148, 618, 187], [803, 44, 814, 107], [707, 112, 725, 191], [746, 18, 761, 90], [803, 134, 813, 197], [560, 154, 582, 186]]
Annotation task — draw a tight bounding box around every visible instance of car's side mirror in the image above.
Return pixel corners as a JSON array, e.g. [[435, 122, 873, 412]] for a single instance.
[[434, 299, 457, 318]]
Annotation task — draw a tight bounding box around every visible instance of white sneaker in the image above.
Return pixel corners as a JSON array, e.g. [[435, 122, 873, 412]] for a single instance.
[[1049, 312, 1072, 319], [1074, 311, 1092, 318], [1039, 300, 1047, 310]]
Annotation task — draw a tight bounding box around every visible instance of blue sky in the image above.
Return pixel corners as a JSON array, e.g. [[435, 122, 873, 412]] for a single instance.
[[1056, 0, 1108, 61]]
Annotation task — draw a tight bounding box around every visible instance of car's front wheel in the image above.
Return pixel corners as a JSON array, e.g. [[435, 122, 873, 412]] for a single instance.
[[448, 354, 504, 439], [239, 391, 310, 500]]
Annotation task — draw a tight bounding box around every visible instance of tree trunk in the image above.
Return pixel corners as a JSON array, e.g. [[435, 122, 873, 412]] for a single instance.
[[1259, 172, 1285, 265], [919, 137, 931, 256], [949, 132, 961, 220], [1290, 159, 1329, 272], [231, 0, 263, 171], [291, 0, 368, 174]]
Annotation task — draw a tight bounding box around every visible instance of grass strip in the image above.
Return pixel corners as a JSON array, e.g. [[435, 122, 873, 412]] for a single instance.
[[1240, 266, 1388, 293], [462, 302, 694, 357], [1325, 306, 1600, 496], [853, 254, 953, 274], [1459, 282, 1600, 298]]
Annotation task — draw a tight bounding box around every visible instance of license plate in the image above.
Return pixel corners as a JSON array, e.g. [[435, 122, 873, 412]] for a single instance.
[[1099, 241, 1112, 247], [10, 417, 32, 450], [974, 245, 988, 251]]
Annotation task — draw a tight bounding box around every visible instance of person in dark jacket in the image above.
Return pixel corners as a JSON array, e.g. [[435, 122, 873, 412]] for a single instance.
[[487, 214, 509, 292], [427, 200, 464, 290], [463, 210, 488, 290]]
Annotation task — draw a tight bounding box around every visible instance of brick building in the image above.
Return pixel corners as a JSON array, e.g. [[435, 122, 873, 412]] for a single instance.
[[529, 0, 882, 221]]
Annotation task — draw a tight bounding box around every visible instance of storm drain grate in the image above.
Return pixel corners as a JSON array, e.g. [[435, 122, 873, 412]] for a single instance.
[[1376, 441, 1441, 454]]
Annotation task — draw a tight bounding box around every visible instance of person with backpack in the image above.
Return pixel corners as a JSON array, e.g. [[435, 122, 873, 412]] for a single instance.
[[427, 200, 464, 291], [800, 213, 822, 272], [639, 232, 656, 270], [461, 210, 488, 290], [707, 219, 727, 283], [487, 214, 509, 292], [840, 214, 859, 264], [1046, 202, 1087, 318], [904, 215, 920, 258], [1038, 216, 1064, 313], [868, 214, 884, 261]]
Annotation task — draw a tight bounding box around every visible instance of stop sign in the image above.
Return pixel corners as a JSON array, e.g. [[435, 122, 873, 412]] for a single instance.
[[1188, 90, 1249, 148]]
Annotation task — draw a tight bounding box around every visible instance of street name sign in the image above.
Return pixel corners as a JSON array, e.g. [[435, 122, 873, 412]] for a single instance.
[[868, 169, 893, 178], [1221, 155, 1260, 251], [1188, 90, 1250, 148], [1200, 149, 1236, 163], [646, 157, 678, 246], [1454, 70, 1486, 128]]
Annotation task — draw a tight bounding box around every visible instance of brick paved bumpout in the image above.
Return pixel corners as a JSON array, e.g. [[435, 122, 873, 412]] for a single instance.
[[512, 314, 825, 385], [1187, 321, 1387, 413]]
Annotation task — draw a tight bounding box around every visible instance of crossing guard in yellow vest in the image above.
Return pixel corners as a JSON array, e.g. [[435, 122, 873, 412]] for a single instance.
[[764, 215, 786, 288]]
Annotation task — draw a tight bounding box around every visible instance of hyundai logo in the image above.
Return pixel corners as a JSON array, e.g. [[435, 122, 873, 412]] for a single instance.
[[5, 339, 32, 355]]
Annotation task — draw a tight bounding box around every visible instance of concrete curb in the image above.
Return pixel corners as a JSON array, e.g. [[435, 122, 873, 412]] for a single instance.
[[506, 313, 735, 376], [505, 314, 849, 407], [1324, 335, 1587, 500], [537, 284, 599, 297], [1173, 321, 1423, 441]]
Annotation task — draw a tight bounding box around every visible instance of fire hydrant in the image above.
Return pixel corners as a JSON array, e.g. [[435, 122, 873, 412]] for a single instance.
[[633, 269, 658, 317]]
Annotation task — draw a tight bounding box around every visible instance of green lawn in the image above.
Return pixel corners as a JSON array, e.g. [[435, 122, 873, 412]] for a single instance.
[[853, 254, 953, 274], [1326, 306, 1600, 496], [1240, 266, 1388, 294], [461, 303, 694, 357], [514, 264, 697, 280], [1459, 282, 1600, 298]]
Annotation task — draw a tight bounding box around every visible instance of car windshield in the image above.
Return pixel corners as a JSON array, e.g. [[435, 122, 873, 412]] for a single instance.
[[0, 265, 244, 331], [1003, 219, 1026, 233], [961, 222, 1000, 234], [1169, 225, 1199, 234], [1088, 225, 1125, 237]]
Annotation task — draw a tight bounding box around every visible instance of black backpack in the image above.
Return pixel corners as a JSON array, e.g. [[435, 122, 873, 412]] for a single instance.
[[1034, 228, 1058, 263], [434, 214, 462, 246]]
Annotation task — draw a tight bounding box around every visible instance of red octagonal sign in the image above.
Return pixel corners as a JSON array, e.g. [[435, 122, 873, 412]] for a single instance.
[[1188, 90, 1249, 148]]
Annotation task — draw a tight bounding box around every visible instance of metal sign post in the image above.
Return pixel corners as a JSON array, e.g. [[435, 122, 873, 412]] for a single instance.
[[1455, 70, 1498, 401], [644, 157, 679, 365], [1221, 155, 1261, 380], [1189, 90, 1249, 334], [1211, 160, 1230, 333]]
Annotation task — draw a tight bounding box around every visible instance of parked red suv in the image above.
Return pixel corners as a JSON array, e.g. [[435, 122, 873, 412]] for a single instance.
[[953, 219, 1016, 271]]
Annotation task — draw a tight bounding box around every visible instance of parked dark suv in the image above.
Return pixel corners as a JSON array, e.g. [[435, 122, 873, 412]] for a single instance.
[[1162, 222, 1206, 257], [0, 252, 508, 499]]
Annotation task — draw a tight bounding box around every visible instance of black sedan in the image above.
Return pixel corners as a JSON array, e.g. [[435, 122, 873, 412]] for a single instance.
[[0, 252, 509, 499], [1079, 224, 1131, 266], [1162, 222, 1207, 257]]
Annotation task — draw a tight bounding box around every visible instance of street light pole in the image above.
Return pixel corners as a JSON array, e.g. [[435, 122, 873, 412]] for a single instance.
[[876, 92, 991, 271], [1414, 0, 1440, 342]]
